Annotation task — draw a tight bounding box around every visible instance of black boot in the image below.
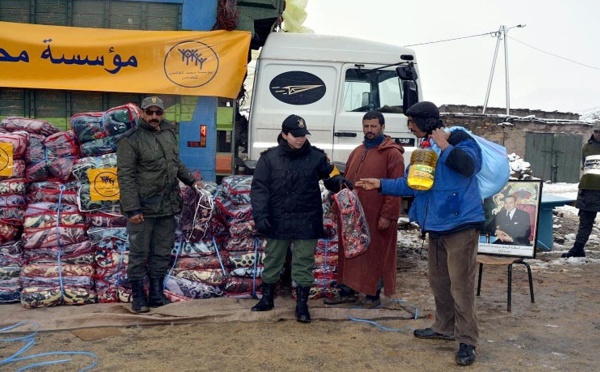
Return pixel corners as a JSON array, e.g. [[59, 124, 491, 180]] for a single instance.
[[251, 283, 275, 311], [295, 286, 311, 323], [130, 279, 149, 313], [562, 243, 585, 258], [148, 276, 170, 308]]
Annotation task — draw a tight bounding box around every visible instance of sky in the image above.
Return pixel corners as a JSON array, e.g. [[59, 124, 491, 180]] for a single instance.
[[300, 0, 600, 115]]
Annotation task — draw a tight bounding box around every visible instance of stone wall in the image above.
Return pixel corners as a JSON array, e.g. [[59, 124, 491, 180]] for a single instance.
[[438, 105, 597, 157]]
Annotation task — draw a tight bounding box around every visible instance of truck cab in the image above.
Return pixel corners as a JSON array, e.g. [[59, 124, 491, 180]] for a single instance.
[[247, 32, 422, 171]]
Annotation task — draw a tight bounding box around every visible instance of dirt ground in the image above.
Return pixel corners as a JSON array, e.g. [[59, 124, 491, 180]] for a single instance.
[[2, 210, 600, 371]]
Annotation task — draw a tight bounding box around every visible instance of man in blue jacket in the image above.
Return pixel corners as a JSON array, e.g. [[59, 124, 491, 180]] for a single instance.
[[356, 101, 484, 366]]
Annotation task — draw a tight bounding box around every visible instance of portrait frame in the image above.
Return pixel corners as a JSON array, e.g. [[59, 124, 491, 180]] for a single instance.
[[478, 180, 543, 258]]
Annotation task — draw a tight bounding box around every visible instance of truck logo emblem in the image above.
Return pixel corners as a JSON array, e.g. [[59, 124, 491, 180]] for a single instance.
[[272, 85, 323, 95], [270, 71, 326, 105]]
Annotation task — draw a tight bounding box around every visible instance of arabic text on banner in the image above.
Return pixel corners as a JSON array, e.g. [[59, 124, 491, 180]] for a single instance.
[[0, 21, 251, 99]]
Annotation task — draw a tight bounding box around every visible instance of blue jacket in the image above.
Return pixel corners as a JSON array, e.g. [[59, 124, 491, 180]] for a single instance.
[[380, 131, 485, 235]]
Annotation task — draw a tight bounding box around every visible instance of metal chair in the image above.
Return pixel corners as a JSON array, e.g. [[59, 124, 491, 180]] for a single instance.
[[476, 254, 535, 312]]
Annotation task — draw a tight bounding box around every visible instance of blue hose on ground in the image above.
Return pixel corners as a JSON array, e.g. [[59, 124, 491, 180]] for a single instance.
[[0, 321, 99, 371], [347, 299, 420, 333]]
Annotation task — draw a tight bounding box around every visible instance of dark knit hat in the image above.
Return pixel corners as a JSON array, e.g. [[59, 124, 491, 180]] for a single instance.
[[406, 101, 439, 119], [406, 101, 443, 134]]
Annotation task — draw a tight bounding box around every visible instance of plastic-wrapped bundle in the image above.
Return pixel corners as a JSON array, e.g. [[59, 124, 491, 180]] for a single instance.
[[0, 131, 29, 159], [228, 251, 265, 269], [23, 202, 85, 229], [0, 160, 25, 180], [179, 185, 214, 243], [222, 276, 261, 298], [0, 178, 27, 196], [0, 223, 20, 244], [102, 103, 140, 136], [21, 263, 94, 278], [214, 196, 252, 225], [70, 112, 105, 143], [163, 275, 224, 301], [90, 227, 129, 303], [23, 240, 94, 265], [20, 286, 96, 308], [0, 117, 59, 136], [221, 175, 253, 205], [0, 207, 24, 227], [0, 240, 23, 258], [172, 268, 227, 286], [22, 225, 87, 249], [229, 267, 263, 278], [332, 188, 371, 259], [44, 130, 79, 181], [79, 135, 119, 157], [85, 211, 127, 228], [229, 220, 256, 237], [0, 195, 26, 228], [225, 236, 266, 252], [77, 183, 120, 213], [172, 239, 222, 258], [0, 255, 22, 303], [25, 133, 50, 182], [173, 254, 229, 271], [27, 181, 79, 205], [95, 280, 131, 303], [72, 153, 117, 183]]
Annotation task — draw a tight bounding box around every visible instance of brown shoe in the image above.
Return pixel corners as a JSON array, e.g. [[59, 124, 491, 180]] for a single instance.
[[324, 294, 357, 305]]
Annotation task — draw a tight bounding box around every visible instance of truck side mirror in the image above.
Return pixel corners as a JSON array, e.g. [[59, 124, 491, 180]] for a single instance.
[[396, 64, 418, 81], [402, 80, 419, 113]]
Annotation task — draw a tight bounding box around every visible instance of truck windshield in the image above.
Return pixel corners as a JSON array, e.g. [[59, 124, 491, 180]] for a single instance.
[[342, 69, 403, 112]]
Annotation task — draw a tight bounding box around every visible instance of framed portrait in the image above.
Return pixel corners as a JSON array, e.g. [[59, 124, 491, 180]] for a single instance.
[[478, 180, 542, 258]]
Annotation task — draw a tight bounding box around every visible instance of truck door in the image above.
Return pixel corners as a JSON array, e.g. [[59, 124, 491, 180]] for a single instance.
[[331, 64, 417, 167]]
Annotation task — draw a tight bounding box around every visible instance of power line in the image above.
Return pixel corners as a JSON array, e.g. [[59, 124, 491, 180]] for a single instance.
[[508, 36, 600, 71], [402, 31, 496, 47]]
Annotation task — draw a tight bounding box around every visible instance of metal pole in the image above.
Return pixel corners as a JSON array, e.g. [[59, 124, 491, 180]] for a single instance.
[[482, 27, 503, 114], [503, 25, 510, 115]]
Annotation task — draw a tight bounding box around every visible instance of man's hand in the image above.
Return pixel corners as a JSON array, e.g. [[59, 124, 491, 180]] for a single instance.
[[129, 213, 144, 224], [378, 217, 391, 230], [193, 180, 205, 190], [429, 128, 449, 150], [495, 229, 513, 243], [355, 178, 381, 191]]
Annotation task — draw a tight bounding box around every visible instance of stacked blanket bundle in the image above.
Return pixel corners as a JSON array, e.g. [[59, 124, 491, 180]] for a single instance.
[[214, 176, 266, 298], [19, 202, 96, 308], [89, 227, 130, 303], [165, 183, 226, 301], [70, 104, 140, 157]]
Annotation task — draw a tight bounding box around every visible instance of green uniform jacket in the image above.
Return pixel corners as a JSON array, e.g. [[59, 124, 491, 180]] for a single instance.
[[579, 134, 600, 191], [117, 118, 198, 217]]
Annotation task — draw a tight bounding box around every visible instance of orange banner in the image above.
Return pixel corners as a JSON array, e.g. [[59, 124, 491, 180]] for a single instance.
[[0, 21, 250, 99]]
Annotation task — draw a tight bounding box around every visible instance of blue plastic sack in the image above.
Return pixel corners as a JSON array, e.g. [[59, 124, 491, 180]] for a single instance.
[[430, 126, 509, 199]]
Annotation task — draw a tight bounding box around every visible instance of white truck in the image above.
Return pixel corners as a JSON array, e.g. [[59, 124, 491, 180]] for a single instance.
[[246, 32, 422, 172]]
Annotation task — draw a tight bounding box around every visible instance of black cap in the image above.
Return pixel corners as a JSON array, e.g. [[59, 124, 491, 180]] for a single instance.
[[282, 114, 311, 136]]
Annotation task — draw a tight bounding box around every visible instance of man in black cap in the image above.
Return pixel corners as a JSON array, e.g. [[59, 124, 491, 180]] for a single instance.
[[250, 114, 351, 323], [356, 101, 483, 366], [117, 95, 204, 314]]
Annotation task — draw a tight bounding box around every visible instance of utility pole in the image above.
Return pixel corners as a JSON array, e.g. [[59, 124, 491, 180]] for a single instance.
[[482, 24, 526, 115]]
